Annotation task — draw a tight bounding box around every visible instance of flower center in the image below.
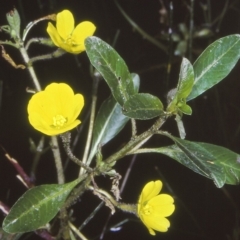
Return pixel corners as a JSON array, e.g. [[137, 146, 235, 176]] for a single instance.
[[142, 204, 153, 215], [66, 36, 77, 46], [52, 115, 67, 129]]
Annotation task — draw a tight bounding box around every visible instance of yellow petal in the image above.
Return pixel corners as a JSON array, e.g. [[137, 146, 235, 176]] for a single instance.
[[68, 94, 84, 122], [149, 194, 175, 217], [71, 21, 96, 51], [148, 194, 175, 217], [142, 215, 170, 233], [45, 83, 75, 117], [29, 112, 53, 135], [56, 10, 74, 40], [139, 180, 162, 204], [58, 41, 74, 53], [148, 228, 156, 236], [28, 91, 57, 124], [47, 22, 61, 48]]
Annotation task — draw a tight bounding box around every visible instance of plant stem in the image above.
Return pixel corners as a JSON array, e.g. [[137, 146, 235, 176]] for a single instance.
[[68, 221, 88, 240], [114, 0, 167, 53], [80, 71, 100, 176], [88, 186, 137, 214], [51, 136, 65, 184], [103, 116, 167, 169], [19, 45, 41, 91], [60, 132, 93, 172], [19, 44, 65, 184]]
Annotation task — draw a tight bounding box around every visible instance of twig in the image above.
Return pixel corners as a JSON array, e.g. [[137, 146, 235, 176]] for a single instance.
[[51, 136, 65, 184], [114, 0, 167, 53], [4, 152, 34, 188], [80, 71, 100, 176], [60, 132, 93, 172], [68, 221, 88, 240]]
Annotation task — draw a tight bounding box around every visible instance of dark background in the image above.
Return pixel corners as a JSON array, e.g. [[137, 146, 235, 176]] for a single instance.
[[1, 0, 240, 239]]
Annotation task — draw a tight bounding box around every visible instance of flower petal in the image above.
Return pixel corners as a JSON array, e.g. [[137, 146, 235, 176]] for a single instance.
[[45, 83, 75, 117], [139, 180, 162, 205], [71, 21, 96, 52], [149, 194, 175, 217], [29, 112, 51, 134], [28, 91, 57, 124], [68, 94, 84, 122], [47, 22, 61, 48], [29, 113, 80, 136], [142, 215, 170, 233], [56, 10, 74, 40], [57, 41, 75, 53]]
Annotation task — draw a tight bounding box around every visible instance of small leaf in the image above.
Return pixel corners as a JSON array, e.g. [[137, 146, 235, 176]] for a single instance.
[[187, 34, 240, 101], [155, 134, 240, 187], [85, 37, 135, 106], [132, 73, 140, 93], [3, 179, 81, 233], [123, 93, 164, 120], [88, 96, 129, 162], [178, 103, 192, 115], [6, 9, 21, 39], [174, 40, 187, 57], [177, 58, 194, 99], [167, 58, 194, 114]]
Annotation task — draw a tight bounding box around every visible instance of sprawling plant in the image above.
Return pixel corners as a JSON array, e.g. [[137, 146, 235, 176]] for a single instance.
[[1, 5, 240, 240]]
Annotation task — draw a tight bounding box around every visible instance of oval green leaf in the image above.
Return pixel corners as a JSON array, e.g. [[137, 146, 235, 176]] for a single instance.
[[187, 34, 240, 101], [3, 179, 80, 233], [155, 134, 240, 188], [85, 36, 135, 106], [123, 93, 163, 120]]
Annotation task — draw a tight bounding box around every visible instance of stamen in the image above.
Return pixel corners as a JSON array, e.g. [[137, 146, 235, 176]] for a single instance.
[[52, 115, 67, 129], [143, 204, 152, 215]]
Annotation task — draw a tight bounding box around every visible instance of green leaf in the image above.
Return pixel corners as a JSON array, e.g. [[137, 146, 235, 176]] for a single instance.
[[85, 36, 135, 106], [177, 58, 194, 99], [187, 34, 240, 101], [3, 179, 81, 233], [6, 9, 21, 39], [167, 57, 194, 114], [123, 93, 164, 120], [178, 103, 192, 115], [155, 135, 240, 187], [88, 96, 129, 162]]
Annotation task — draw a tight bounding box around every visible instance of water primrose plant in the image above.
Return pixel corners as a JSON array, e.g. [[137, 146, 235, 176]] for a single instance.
[[1, 4, 240, 240]]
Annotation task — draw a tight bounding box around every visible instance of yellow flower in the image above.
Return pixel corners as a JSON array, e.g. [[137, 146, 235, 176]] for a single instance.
[[47, 10, 96, 54], [27, 83, 84, 136], [138, 180, 175, 235]]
